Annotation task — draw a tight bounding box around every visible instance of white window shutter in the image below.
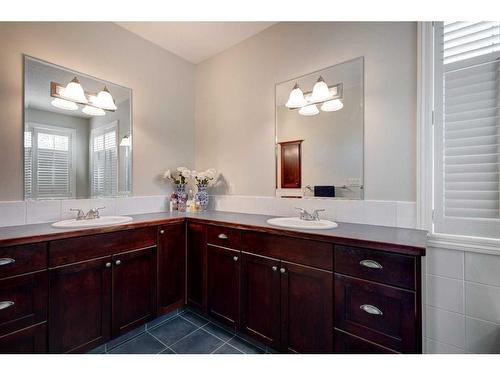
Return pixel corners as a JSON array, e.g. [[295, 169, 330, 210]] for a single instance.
[[434, 22, 500, 239], [91, 122, 118, 197]]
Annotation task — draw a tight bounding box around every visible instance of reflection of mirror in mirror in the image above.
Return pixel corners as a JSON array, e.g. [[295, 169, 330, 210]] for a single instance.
[[24, 56, 132, 200], [275, 57, 364, 200]]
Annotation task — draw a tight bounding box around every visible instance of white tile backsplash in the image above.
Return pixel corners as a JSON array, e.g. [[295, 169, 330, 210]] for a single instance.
[[0, 201, 26, 227], [26, 200, 61, 224], [396, 201, 417, 229], [465, 282, 500, 325], [425, 306, 466, 348], [466, 317, 500, 353], [426, 247, 464, 279], [116, 196, 167, 216], [426, 274, 464, 314], [425, 338, 465, 354], [465, 252, 500, 288]]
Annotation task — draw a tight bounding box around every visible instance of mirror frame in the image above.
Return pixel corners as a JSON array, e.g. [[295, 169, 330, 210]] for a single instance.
[[23, 55, 134, 200], [274, 56, 365, 199]]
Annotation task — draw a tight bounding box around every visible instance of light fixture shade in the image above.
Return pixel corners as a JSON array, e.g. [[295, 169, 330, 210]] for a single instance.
[[51, 98, 78, 111], [120, 134, 132, 147], [309, 76, 333, 103], [94, 86, 117, 110], [321, 99, 344, 112], [82, 105, 106, 116], [286, 83, 307, 108], [298, 104, 319, 116], [62, 77, 88, 103]]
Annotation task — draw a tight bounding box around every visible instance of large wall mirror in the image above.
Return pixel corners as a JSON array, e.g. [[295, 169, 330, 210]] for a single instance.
[[275, 57, 364, 199], [24, 56, 132, 200]]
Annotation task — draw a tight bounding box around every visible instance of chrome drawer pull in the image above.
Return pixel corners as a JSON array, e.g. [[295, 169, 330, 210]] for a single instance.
[[359, 259, 383, 269], [0, 258, 15, 266], [360, 304, 383, 316], [0, 301, 14, 310], [218, 234, 228, 240]]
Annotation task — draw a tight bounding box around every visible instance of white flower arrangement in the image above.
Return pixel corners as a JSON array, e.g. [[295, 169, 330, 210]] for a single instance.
[[194, 168, 217, 185], [163, 167, 191, 185]]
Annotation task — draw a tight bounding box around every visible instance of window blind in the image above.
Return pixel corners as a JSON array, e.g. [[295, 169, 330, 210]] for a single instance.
[[24, 124, 75, 199], [91, 124, 118, 197], [434, 21, 500, 238]]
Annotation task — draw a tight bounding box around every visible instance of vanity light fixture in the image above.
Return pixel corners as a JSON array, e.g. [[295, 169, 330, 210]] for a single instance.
[[120, 134, 131, 147], [50, 97, 78, 111], [286, 83, 307, 108], [320, 98, 344, 112], [309, 76, 333, 103], [299, 104, 319, 116], [82, 105, 106, 116], [94, 86, 117, 111], [61, 77, 88, 103]]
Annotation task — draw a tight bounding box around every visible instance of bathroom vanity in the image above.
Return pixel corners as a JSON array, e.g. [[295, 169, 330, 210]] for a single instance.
[[0, 211, 426, 354]]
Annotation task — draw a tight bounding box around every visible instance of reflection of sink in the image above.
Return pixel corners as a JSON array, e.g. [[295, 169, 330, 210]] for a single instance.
[[267, 217, 338, 230], [52, 216, 133, 228]]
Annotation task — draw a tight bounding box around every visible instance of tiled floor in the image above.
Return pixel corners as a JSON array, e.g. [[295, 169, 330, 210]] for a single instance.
[[89, 308, 269, 354]]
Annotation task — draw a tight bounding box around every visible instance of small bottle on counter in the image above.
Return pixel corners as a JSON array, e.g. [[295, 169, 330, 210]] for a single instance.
[[169, 192, 178, 211]]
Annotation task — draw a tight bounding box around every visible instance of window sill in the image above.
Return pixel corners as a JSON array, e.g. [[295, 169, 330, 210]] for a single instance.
[[427, 232, 500, 255]]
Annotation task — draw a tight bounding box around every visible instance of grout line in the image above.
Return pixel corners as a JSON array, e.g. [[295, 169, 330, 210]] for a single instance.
[[148, 332, 169, 352], [426, 303, 465, 316], [425, 337, 465, 353]]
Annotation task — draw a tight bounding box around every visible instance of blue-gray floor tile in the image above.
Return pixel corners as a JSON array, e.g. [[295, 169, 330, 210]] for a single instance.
[[202, 323, 235, 342], [105, 325, 146, 350], [149, 316, 197, 346], [227, 337, 264, 354], [213, 344, 244, 354], [170, 329, 223, 354], [181, 310, 209, 327], [159, 347, 176, 354], [109, 333, 166, 354], [88, 343, 106, 354], [146, 310, 179, 330]]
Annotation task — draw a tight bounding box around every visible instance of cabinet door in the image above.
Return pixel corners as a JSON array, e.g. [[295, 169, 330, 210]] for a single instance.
[[240, 253, 280, 349], [207, 245, 240, 328], [280, 262, 333, 353], [49, 257, 112, 353], [157, 223, 186, 314], [112, 246, 156, 337], [0, 322, 47, 354], [187, 223, 206, 312]]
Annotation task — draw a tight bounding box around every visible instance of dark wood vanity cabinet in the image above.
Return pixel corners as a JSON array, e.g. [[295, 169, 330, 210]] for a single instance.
[[187, 222, 207, 312], [157, 223, 186, 314]]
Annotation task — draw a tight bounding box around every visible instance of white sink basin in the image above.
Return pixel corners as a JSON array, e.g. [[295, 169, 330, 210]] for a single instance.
[[266, 217, 338, 230], [52, 216, 133, 229]]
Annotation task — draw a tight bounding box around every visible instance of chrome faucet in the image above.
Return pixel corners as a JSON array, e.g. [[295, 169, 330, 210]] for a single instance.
[[294, 207, 325, 221], [70, 207, 105, 220]]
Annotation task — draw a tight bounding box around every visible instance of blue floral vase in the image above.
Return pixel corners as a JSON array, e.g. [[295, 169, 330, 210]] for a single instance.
[[176, 183, 188, 212], [195, 184, 209, 211]]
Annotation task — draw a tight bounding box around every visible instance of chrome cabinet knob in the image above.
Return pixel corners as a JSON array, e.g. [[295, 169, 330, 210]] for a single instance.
[[233, 256, 239, 262], [218, 233, 228, 240], [360, 304, 383, 316], [105, 262, 112, 268], [359, 259, 383, 269], [0, 301, 14, 310], [280, 267, 286, 274], [0, 258, 15, 266], [160, 230, 165, 234], [272, 266, 278, 272], [115, 260, 122, 266]]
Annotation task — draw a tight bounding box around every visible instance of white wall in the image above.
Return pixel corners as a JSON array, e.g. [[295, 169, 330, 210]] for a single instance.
[[0, 22, 195, 201], [195, 22, 417, 201]]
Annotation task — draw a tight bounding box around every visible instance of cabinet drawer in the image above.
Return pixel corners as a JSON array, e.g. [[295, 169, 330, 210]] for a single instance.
[[0, 271, 48, 336], [334, 274, 418, 353], [0, 243, 47, 279], [0, 322, 47, 353], [334, 245, 416, 290], [49, 227, 157, 266], [207, 225, 241, 249], [242, 231, 332, 271], [334, 329, 396, 354]]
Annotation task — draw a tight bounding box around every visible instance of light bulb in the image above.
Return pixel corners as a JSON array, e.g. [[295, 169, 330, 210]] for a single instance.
[[51, 98, 78, 111], [309, 76, 333, 103], [61, 77, 88, 103], [321, 99, 344, 112], [298, 104, 319, 116], [82, 105, 106, 116], [94, 86, 117, 110], [285, 83, 307, 108]]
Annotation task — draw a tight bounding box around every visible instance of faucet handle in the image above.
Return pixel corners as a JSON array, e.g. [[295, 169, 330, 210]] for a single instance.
[[311, 209, 325, 220], [70, 208, 85, 220], [94, 207, 106, 218]]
